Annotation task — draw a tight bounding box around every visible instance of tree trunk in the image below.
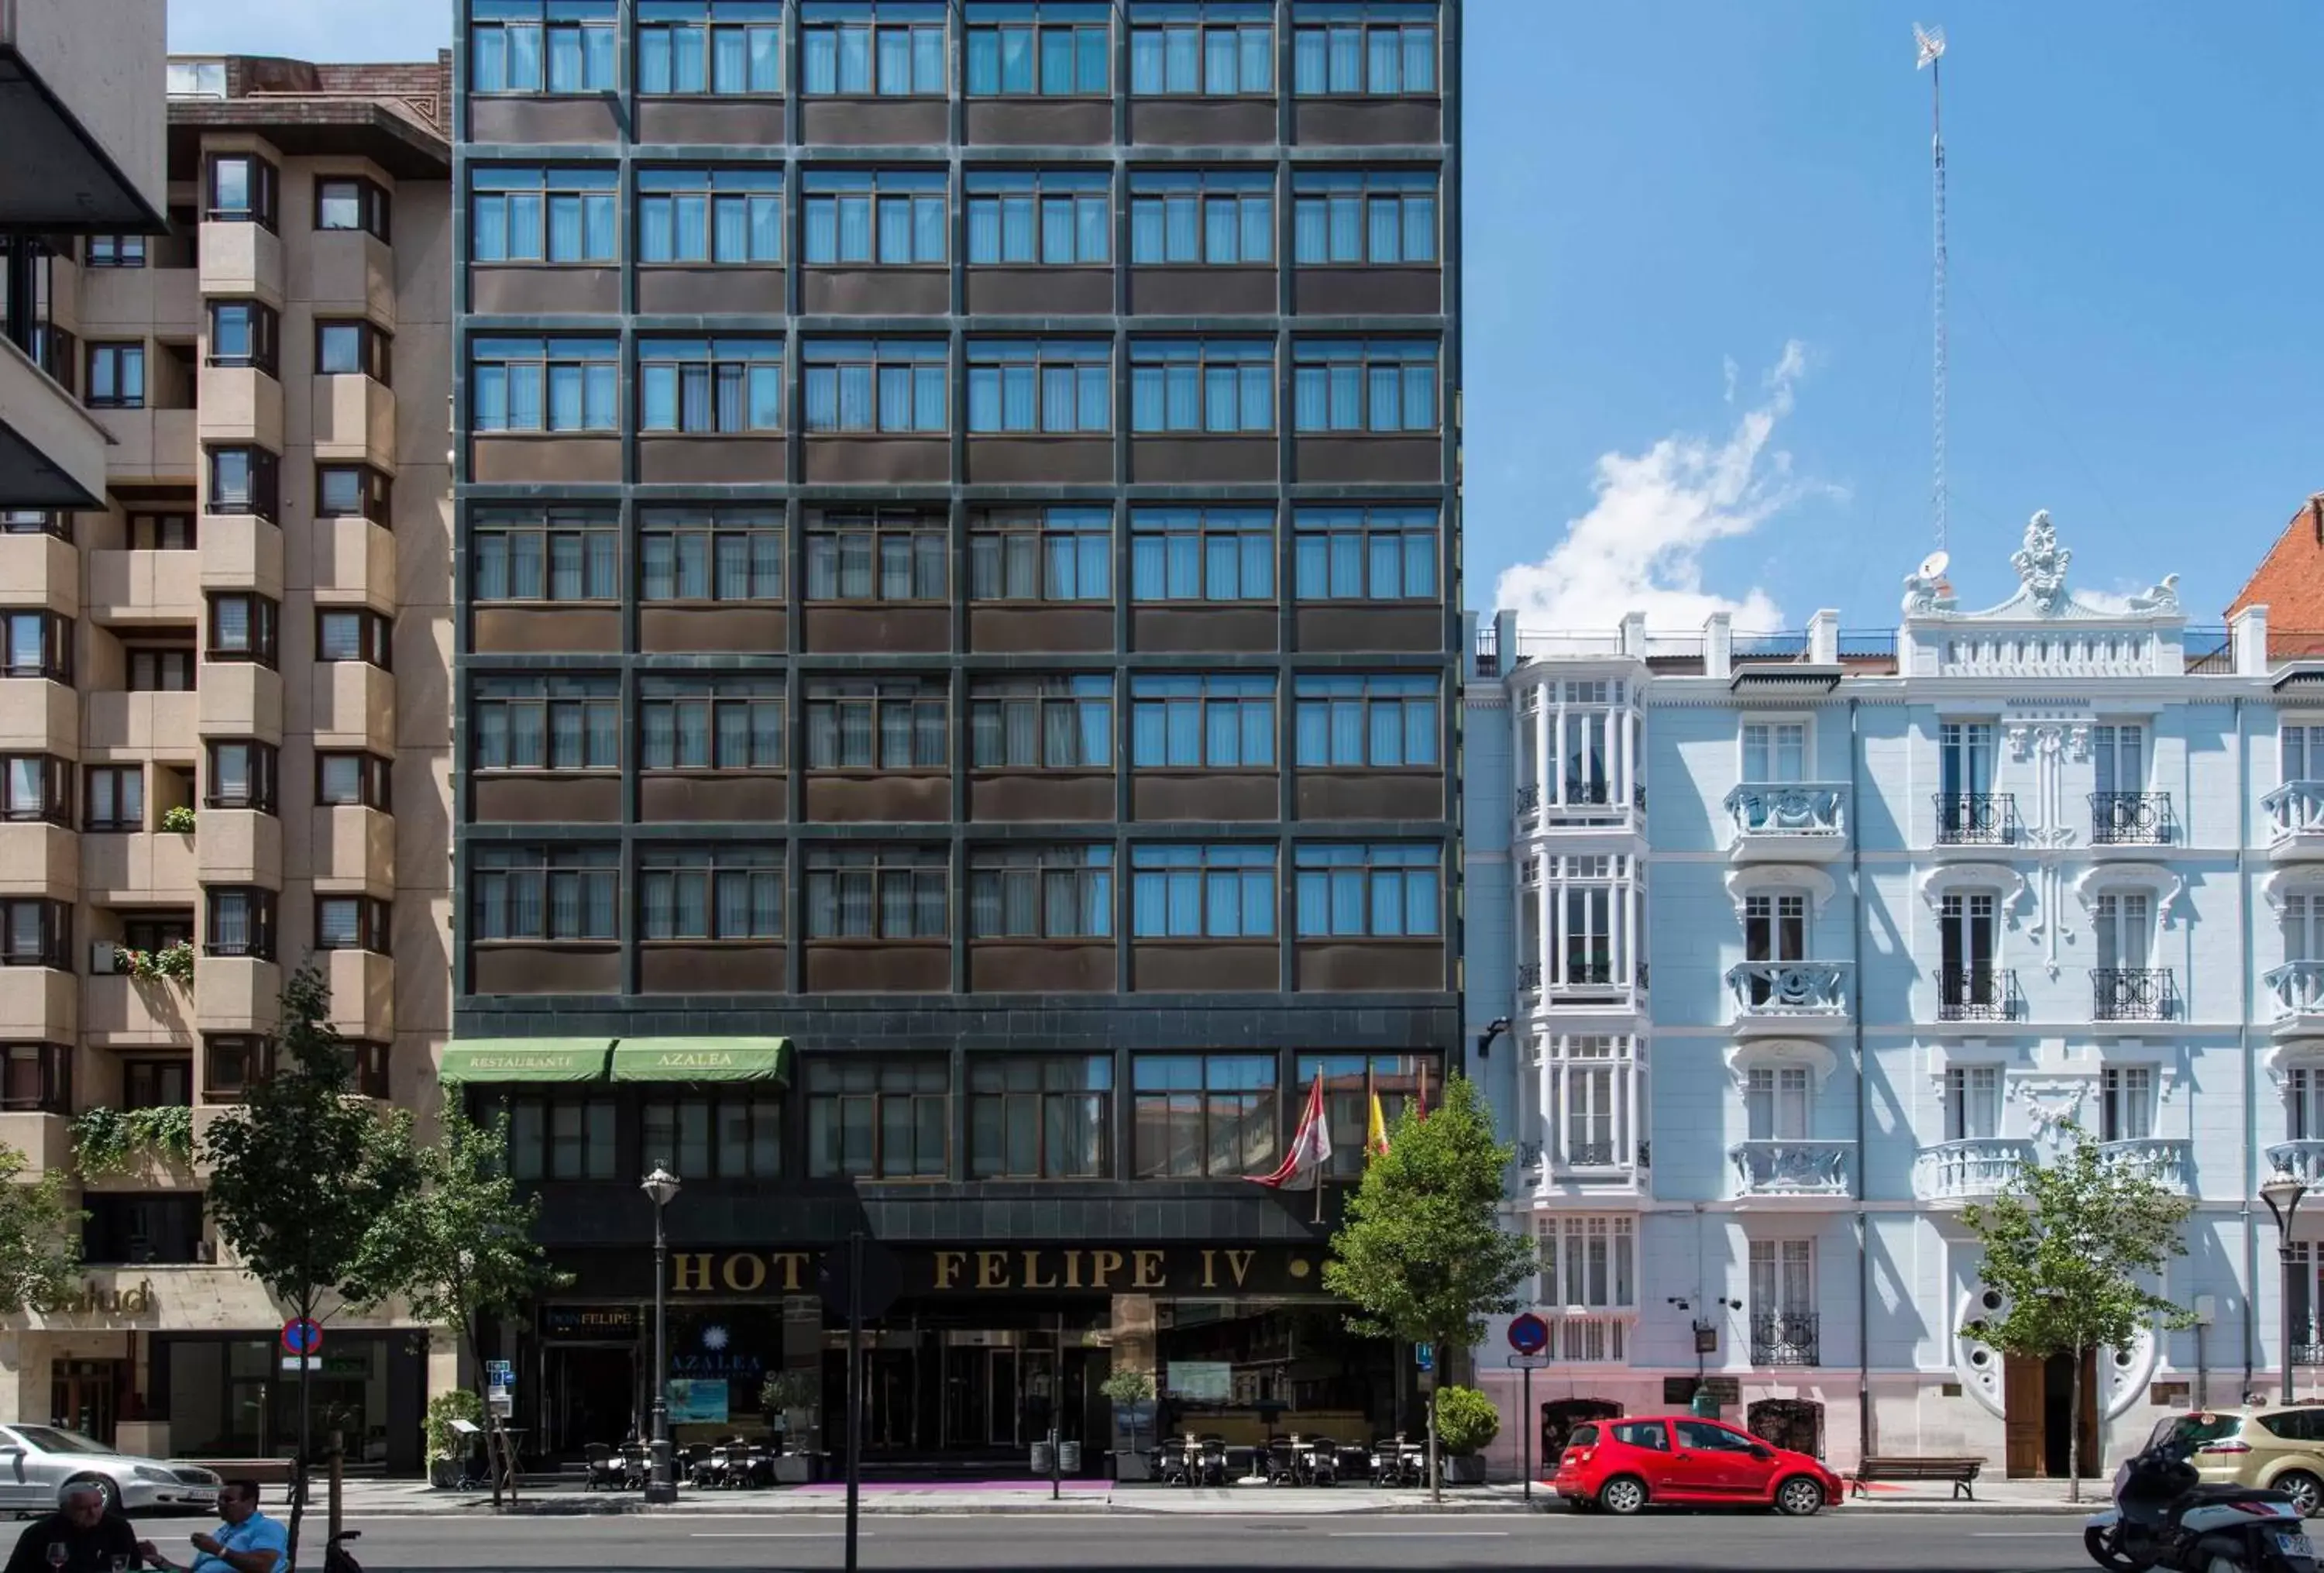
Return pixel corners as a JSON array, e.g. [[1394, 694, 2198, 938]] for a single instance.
[[2068, 1344, 2083, 1505], [284, 1292, 314, 1573], [460, 1317, 514, 1508], [1426, 1383, 1440, 1503]]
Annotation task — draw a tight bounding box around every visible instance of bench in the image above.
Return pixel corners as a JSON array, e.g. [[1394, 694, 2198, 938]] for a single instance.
[[1848, 1455, 1984, 1501]]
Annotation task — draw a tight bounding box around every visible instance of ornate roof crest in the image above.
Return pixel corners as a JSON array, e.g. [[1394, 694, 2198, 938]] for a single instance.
[[2009, 510, 2071, 614]]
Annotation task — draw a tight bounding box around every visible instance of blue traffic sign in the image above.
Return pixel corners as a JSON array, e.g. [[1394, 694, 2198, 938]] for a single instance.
[[280, 1317, 322, 1356], [1414, 1341, 1434, 1371], [1507, 1312, 1549, 1356]]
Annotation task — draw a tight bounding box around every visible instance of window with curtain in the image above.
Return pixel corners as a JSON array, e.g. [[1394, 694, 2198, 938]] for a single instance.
[[469, 0, 618, 92], [640, 507, 784, 602], [965, 2, 1110, 95], [801, 340, 948, 432], [84, 766, 143, 831], [1538, 1035, 1637, 1171], [806, 1057, 948, 1179], [1944, 1064, 2002, 1142], [316, 176, 392, 240], [800, 3, 947, 96], [208, 301, 279, 375], [1130, 845, 1275, 938], [640, 677, 785, 772], [804, 509, 947, 598], [801, 170, 947, 264], [638, 0, 783, 93], [205, 594, 278, 666], [1294, 843, 1440, 937], [470, 337, 620, 432], [472, 676, 621, 773], [966, 171, 1110, 264], [639, 339, 784, 433], [201, 888, 275, 960], [1293, 675, 1438, 767], [2285, 893, 2324, 967], [1130, 507, 1274, 602], [317, 608, 393, 669], [969, 676, 1113, 769], [642, 1095, 783, 1179], [1538, 1215, 1636, 1310], [1131, 1053, 1276, 1177], [805, 847, 948, 940], [315, 896, 392, 953], [2099, 1064, 2155, 1142], [205, 154, 279, 229], [805, 677, 948, 770], [1129, 339, 1274, 432], [1292, 339, 1438, 432], [0, 612, 69, 682], [968, 847, 1113, 939], [316, 320, 392, 384], [1129, 3, 1273, 95], [1292, 170, 1437, 264], [2287, 725, 2324, 785], [471, 505, 621, 602], [316, 753, 393, 811], [638, 168, 783, 263], [0, 1044, 71, 1117], [1294, 1052, 1434, 1175], [1129, 170, 1274, 265], [0, 756, 69, 826], [471, 845, 620, 942], [969, 1055, 1110, 1178], [85, 343, 145, 410], [640, 845, 784, 941], [505, 1096, 618, 1181], [966, 340, 1111, 433], [1748, 1239, 1815, 1317], [0, 900, 67, 969], [202, 741, 278, 813], [206, 446, 280, 521], [1744, 1065, 1811, 1141], [1291, 7, 1437, 96], [1131, 675, 1275, 769], [1741, 720, 1809, 783], [968, 507, 1111, 601], [469, 167, 619, 263], [317, 464, 393, 525]]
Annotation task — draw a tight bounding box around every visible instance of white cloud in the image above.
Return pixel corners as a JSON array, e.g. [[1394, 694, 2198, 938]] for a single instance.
[[1491, 341, 1827, 635]]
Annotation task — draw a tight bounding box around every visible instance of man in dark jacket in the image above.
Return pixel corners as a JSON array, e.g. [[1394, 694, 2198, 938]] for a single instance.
[[2, 1481, 141, 1573]]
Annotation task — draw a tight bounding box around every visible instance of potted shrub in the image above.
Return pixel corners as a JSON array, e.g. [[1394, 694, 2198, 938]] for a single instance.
[[1432, 1385, 1499, 1485], [1099, 1368, 1157, 1482], [425, 1389, 485, 1489], [760, 1369, 821, 1482], [160, 806, 197, 835]]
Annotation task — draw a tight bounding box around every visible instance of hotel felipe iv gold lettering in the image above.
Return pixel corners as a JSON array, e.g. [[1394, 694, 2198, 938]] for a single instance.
[[669, 1247, 1310, 1296]]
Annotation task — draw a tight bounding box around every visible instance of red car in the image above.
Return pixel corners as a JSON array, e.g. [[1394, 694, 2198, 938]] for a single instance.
[[1552, 1415, 1842, 1516]]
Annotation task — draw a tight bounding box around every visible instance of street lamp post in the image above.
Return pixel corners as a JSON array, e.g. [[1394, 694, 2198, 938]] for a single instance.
[[2263, 1171, 2309, 1406], [641, 1165, 682, 1504]]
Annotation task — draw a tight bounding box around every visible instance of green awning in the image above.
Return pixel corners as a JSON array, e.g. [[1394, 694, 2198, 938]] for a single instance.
[[438, 1039, 612, 1084], [610, 1037, 792, 1086]]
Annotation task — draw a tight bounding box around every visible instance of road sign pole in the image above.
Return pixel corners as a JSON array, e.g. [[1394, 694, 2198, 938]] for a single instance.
[[1522, 1363, 1533, 1503]]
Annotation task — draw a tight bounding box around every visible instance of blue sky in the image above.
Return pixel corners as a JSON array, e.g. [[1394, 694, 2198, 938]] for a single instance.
[[167, 0, 2323, 632]]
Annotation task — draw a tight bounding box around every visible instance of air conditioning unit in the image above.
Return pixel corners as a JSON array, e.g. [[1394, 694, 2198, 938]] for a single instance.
[[89, 943, 119, 975]]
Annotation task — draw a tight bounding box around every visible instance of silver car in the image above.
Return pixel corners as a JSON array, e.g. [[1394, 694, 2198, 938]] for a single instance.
[[0, 1426, 221, 1514]]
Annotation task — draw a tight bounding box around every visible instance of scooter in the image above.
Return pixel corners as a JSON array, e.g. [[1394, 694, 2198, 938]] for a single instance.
[[2085, 1437, 2319, 1572]]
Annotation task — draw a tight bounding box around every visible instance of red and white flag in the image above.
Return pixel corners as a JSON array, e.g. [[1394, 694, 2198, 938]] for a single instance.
[[1250, 1073, 1332, 1189]]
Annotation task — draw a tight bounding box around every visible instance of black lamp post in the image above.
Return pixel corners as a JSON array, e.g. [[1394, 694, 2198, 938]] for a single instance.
[[1470, 1017, 1510, 1072], [641, 1165, 682, 1503], [2263, 1170, 2309, 1406]]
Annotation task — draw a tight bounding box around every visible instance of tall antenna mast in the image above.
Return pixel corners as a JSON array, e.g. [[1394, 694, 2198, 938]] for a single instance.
[[1916, 22, 1948, 556]]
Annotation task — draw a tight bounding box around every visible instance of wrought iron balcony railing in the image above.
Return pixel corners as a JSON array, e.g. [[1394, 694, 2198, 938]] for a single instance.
[[1515, 783, 1540, 814], [1729, 1139, 1852, 1196], [1516, 962, 1542, 992], [2090, 792, 2174, 845], [1934, 792, 2018, 845], [1937, 967, 2023, 1021], [2092, 968, 2178, 1022], [1750, 1311, 1820, 1367]]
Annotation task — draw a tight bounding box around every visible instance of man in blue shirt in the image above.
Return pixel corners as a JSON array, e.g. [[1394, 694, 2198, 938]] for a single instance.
[[136, 1482, 285, 1573]]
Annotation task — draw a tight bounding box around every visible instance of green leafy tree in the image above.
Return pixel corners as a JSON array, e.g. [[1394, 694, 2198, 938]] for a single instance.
[[202, 964, 418, 1563], [1959, 1123, 2196, 1500], [1324, 1074, 1533, 1498], [1430, 1385, 1499, 1457], [0, 1144, 82, 1313], [1099, 1368, 1157, 1468], [353, 1107, 567, 1506]]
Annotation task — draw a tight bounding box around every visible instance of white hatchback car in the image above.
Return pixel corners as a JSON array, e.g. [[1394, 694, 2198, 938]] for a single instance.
[[0, 1426, 222, 1514]]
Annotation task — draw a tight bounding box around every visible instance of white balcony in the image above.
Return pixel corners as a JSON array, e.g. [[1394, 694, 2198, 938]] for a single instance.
[[2269, 962, 2324, 1038], [1730, 1139, 1854, 1199], [2266, 1141, 2324, 1189], [2100, 1137, 2191, 1193], [2266, 783, 2324, 861], [1723, 783, 1848, 862], [1726, 962, 1851, 1034], [1913, 1138, 2035, 1203], [1530, 1313, 1632, 1364]]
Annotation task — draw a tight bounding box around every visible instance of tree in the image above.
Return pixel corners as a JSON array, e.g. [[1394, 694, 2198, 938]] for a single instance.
[[1323, 1074, 1534, 1499], [202, 965, 418, 1564], [352, 1107, 567, 1506], [0, 1144, 82, 1314], [1098, 1368, 1157, 1472], [1959, 1123, 2196, 1501]]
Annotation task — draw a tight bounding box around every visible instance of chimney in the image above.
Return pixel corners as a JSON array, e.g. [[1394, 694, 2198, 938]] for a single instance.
[[2311, 493, 2323, 546]]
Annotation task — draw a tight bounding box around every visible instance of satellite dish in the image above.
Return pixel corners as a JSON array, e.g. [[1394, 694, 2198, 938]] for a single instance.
[[1919, 549, 1951, 581]]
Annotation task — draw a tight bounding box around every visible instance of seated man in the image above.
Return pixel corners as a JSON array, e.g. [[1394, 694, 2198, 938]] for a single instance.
[[3, 1481, 142, 1573], [137, 1481, 284, 1573]]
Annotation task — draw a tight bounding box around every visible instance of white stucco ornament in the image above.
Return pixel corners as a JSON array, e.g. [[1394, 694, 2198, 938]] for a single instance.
[[2010, 511, 2073, 616], [2008, 1079, 2086, 1146], [1953, 1285, 2157, 1420]]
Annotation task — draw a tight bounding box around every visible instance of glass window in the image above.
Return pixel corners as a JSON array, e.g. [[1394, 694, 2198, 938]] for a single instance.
[[0, 613, 70, 682], [966, 340, 1111, 434], [206, 446, 280, 521], [202, 888, 276, 960], [638, 168, 783, 263], [316, 608, 393, 669], [1129, 3, 1273, 95], [469, 0, 618, 94], [316, 752, 393, 811], [965, 2, 1110, 95], [201, 741, 278, 813], [85, 766, 144, 831], [206, 154, 278, 229], [638, 1, 784, 95], [639, 507, 782, 602], [968, 676, 1112, 769], [969, 507, 1111, 602], [0, 900, 69, 968], [640, 845, 783, 940], [0, 756, 70, 827], [968, 846, 1112, 939], [804, 509, 945, 598], [801, 2, 947, 97], [640, 678, 785, 771], [85, 234, 146, 268], [1130, 844, 1275, 938], [1293, 674, 1438, 766], [1293, 170, 1437, 264], [316, 320, 391, 384], [966, 171, 1110, 265], [801, 171, 947, 265], [968, 1055, 1110, 1178], [1539, 1215, 1638, 1310], [801, 340, 947, 432], [315, 177, 390, 241], [316, 465, 393, 524], [470, 337, 621, 433], [1291, 5, 1437, 96], [504, 1096, 617, 1181], [120, 1056, 189, 1113], [207, 301, 280, 376], [805, 1057, 947, 1179], [315, 895, 392, 953], [1131, 507, 1274, 601], [1129, 171, 1274, 265], [205, 594, 278, 666], [805, 677, 947, 770], [1294, 843, 1441, 937], [203, 1036, 276, 1103], [1130, 674, 1275, 768], [804, 846, 947, 940], [1294, 1051, 1435, 1174], [84, 343, 146, 409], [1292, 339, 1439, 432], [642, 1096, 782, 1180], [470, 845, 621, 941], [125, 647, 193, 692], [472, 676, 621, 772], [473, 505, 621, 602], [1129, 339, 1274, 433], [639, 339, 784, 433], [1130, 1053, 1275, 1177], [469, 167, 620, 263]]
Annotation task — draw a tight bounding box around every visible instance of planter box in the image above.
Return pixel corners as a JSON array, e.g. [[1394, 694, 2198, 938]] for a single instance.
[[1442, 1454, 1487, 1485], [773, 1454, 815, 1484], [1113, 1451, 1153, 1482]]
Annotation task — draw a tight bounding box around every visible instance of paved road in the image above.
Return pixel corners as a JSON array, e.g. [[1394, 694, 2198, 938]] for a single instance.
[[298, 1509, 2095, 1572]]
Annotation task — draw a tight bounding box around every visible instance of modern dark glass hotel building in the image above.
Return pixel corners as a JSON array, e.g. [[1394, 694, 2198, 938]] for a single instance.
[[451, 0, 1460, 1468]]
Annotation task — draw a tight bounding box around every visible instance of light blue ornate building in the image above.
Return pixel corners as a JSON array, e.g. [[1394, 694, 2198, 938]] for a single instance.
[[1462, 512, 2317, 1479]]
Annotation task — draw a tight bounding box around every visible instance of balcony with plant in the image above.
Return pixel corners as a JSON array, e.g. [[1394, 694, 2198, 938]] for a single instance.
[[114, 940, 195, 984], [70, 1104, 196, 1177]]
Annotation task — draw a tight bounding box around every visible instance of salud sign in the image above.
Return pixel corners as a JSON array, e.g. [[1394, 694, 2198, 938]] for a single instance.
[[1507, 1313, 1549, 1356], [280, 1317, 322, 1357]]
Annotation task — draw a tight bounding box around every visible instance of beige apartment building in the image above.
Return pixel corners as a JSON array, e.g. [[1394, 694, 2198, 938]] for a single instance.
[[0, 42, 452, 1475]]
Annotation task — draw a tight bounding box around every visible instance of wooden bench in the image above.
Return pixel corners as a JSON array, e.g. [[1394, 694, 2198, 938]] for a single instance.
[[1848, 1455, 1984, 1500]]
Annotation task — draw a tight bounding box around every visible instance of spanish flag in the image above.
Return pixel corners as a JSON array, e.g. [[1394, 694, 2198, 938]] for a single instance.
[[1367, 1092, 1391, 1158]]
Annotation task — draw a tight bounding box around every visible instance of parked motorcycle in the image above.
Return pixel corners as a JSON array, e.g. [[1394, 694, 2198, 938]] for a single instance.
[[2086, 1434, 2318, 1573]]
